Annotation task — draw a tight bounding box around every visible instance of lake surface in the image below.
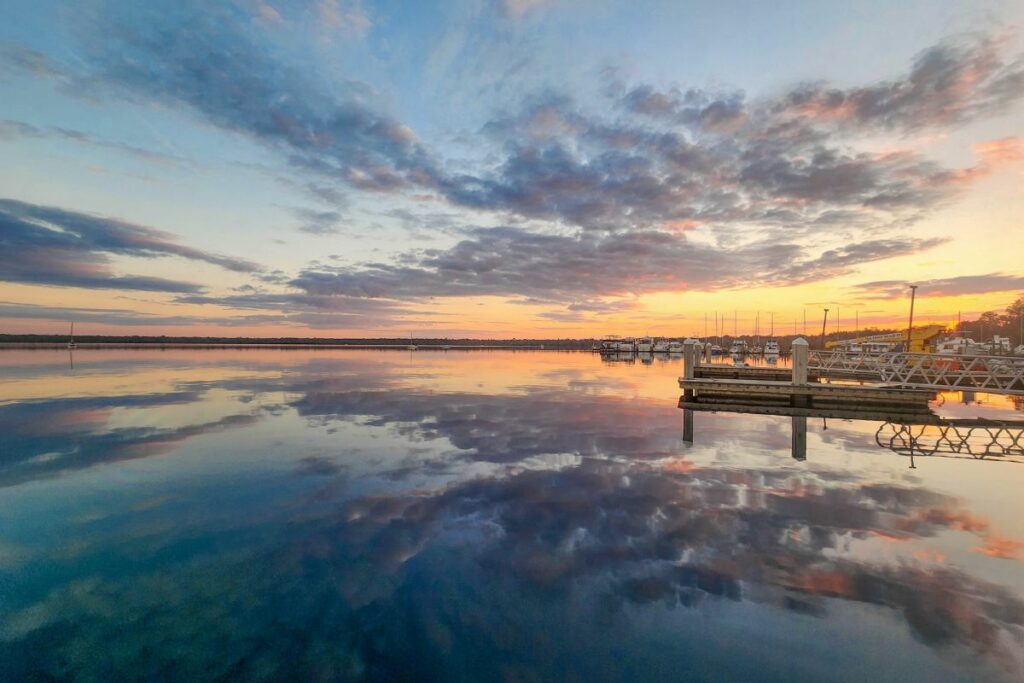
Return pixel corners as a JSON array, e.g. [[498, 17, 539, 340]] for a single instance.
[[1, 349, 1022, 682]]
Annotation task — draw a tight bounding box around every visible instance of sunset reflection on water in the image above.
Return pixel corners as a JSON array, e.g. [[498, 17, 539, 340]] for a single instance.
[[1, 349, 1022, 682]]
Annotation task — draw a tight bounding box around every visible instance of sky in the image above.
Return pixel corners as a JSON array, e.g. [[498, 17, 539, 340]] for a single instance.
[[1, 0, 1022, 339]]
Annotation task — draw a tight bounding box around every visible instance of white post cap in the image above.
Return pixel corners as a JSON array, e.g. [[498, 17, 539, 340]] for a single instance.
[[791, 337, 809, 347]]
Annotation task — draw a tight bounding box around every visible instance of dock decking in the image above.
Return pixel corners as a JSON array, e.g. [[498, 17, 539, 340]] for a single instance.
[[679, 377, 936, 409], [679, 339, 938, 413]]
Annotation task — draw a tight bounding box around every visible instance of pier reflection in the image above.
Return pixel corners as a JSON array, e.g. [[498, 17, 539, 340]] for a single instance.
[[680, 400, 1024, 465]]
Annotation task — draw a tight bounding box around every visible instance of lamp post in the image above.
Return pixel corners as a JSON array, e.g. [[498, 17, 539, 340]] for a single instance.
[[906, 285, 918, 352], [821, 308, 830, 350]]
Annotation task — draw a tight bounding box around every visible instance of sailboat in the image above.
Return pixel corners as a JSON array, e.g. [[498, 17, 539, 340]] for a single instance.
[[67, 321, 76, 349], [764, 313, 779, 355], [764, 339, 780, 355]]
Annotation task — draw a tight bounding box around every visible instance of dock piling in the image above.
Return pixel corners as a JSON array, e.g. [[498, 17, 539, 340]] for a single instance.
[[791, 337, 809, 407], [791, 337, 808, 385], [792, 416, 807, 461], [682, 340, 698, 398]]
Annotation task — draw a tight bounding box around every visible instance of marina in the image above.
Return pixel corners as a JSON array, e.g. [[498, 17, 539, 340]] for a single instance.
[[4, 1, 1024, 678]]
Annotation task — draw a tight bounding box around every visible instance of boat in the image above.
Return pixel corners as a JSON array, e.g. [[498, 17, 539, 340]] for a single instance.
[[749, 344, 763, 355], [728, 339, 747, 355], [615, 338, 636, 352], [710, 344, 723, 356], [764, 339, 780, 355], [667, 340, 685, 354], [67, 321, 76, 350], [990, 335, 1012, 354], [1015, 344, 1024, 356], [935, 333, 986, 355], [653, 340, 670, 353], [635, 336, 654, 353], [596, 336, 622, 352]]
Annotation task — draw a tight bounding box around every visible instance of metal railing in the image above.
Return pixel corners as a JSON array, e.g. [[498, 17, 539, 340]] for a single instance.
[[876, 420, 1024, 462], [808, 350, 1024, 395]]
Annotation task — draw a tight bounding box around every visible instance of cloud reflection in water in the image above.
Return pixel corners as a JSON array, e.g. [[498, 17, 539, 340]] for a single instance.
[[0, 351, 1022, 682]]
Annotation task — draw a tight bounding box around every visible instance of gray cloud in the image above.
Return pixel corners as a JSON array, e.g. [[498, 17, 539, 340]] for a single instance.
[[12, 6, 1017, 240], [0, 198, 258, 292], [0, 44, 68, 79], [288, 226, 943, 309], [78, 1, 443, 195], [0, 302, 287, 327], [292, 207, 343, 235], [854, 273, 1024, 299], [622, 34, 1024, 135], [775, 34, 1024, 131], [0, 119, 185, 164]]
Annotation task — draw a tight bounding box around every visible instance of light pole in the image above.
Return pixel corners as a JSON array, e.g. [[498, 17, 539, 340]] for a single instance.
[[906, 284, 918, 352], [821, 308, 830, 349]]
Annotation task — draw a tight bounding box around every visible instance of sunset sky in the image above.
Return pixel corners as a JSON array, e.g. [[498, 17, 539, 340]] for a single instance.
[[1, 0, 1023, 338]]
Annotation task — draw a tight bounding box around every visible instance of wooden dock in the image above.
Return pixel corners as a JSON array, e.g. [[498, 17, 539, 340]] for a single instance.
[[678, 377, 936, 410], [693, 365, 823, 382], [679, 339, 937, 413]]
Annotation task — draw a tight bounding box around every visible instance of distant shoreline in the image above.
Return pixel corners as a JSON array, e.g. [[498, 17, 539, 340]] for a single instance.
[[0, 343, 567, 350], [0, 336, 590, 350]]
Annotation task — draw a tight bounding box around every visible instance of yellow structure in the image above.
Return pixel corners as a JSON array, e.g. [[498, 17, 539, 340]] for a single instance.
[[825, 324, 946, 353]]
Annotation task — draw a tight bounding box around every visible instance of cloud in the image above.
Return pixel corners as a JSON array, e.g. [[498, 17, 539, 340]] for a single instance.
[[288, 226, 943, 310], [0, 119, 186, 164], [291, 207, 343, 235], [17, 6, 1017, 239], [854, 273, 1024, 299], [0, 44, 67, 79], [4, 10, 1022, 321], [76, 1, 442, 195], [501, 0, 551, 20], [0, 198, 258, 292], [0, 295, 443, 331], [774, 33, 1024, 131], [0, 301, 290, 328], [314, 0, 372, 39], [972, 136, 1024, 165]]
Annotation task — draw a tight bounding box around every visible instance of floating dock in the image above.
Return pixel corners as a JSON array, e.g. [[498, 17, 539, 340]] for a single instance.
[[678, 378, 937, 412], [693, 365, 823, 382], [678, 338, 936, 413]]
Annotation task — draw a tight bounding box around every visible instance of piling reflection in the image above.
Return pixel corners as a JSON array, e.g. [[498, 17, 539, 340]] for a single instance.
[[1, 350, 1023, 681]]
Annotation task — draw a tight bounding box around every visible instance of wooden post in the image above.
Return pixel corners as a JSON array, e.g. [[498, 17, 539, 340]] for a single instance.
[[683, 340, 697, 380], [791, 337, 808, 384], [703, 341, 712, 363], [682, 340, 697, 399], [791, 416, 807, 461], [682, 408, 694, 443], [791, 337, 809, 408]]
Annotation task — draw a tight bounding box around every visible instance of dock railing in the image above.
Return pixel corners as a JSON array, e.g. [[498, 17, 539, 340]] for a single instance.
[[876, 419, 1024, 462], [808, 350, 1024, 395]]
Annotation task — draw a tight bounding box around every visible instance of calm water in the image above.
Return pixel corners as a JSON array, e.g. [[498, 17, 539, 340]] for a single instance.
[[1, 349, 1023, 682]]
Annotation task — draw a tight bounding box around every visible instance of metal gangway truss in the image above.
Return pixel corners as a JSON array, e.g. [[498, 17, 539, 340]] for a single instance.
[[876, 419, 1024, 463], [809, 350, 1024, 395]]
